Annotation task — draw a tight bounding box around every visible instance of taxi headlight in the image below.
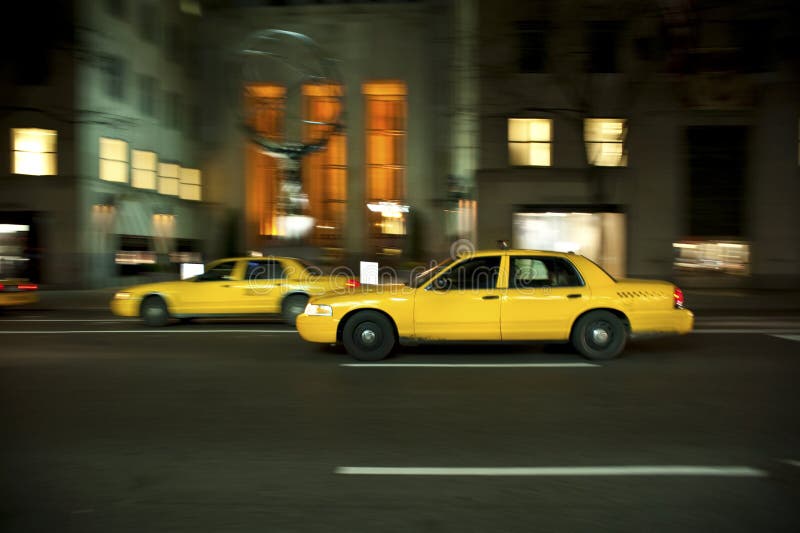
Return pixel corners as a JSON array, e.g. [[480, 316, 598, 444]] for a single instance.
[[304, 303, 333, 316], [114, 291, 133, 300]]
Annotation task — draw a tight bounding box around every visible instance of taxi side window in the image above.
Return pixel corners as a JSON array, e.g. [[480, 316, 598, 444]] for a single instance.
[[549, 258, 583, 287], [511, 257, 584, 288], [245, 260, 286, 281], [449, 256, 501, 290], [511, 258, 549, 288], [197, 261, 237, 282]]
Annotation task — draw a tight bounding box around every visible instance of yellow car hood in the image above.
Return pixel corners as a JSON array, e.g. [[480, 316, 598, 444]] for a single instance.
[[314, 282, 411, 301]]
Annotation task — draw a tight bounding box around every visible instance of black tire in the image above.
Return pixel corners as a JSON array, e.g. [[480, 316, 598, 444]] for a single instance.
[[140, 295, 170, 327], [341, 310, 396, 361], [281, 294, 309, 327], [570, 310, 627, 361]]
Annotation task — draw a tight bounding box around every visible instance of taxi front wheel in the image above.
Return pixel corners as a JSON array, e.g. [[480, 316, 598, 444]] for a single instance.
[[342, 311, 396, 361], [570, 310, 627, 360]]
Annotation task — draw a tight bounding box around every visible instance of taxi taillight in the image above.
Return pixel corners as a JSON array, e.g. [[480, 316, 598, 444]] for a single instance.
[[345, 279, 361, 288], [673, 286, 685, 309], [18, 283, 38, 291]]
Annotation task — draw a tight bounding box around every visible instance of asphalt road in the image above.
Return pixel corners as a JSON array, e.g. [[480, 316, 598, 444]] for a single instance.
[[1, 309, 799, 532]]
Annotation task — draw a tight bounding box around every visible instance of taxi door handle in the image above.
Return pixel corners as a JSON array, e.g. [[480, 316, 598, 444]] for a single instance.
[[482, 295, 499, 300], [567, 293, 582, 299]]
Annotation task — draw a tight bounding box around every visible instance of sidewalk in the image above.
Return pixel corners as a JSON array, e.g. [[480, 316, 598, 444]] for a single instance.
[[24, 287, 800, 315]]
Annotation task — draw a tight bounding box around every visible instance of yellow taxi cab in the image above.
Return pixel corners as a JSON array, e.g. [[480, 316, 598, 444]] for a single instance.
[[0, 278, 39, 308], [297, 249, 694, 361], [111, 256, 358, 327]]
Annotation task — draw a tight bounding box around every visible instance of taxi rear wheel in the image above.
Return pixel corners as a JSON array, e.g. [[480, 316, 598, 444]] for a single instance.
[[281, 294, 309, 327], [571, 310, 626, 360], [141, 296, 170, 327], [342, 311, 396, 361]]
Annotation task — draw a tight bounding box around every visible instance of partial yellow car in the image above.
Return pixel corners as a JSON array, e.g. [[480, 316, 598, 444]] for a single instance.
[[0, 279, 39, 308], [111, 256, 358, 326], [297, 249, 694, 361]]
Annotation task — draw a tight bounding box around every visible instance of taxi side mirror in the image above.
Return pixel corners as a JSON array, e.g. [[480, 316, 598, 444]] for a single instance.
[[429, 275, 453, 291]]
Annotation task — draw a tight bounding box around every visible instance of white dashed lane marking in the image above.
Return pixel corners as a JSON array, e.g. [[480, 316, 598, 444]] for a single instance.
[[335, 466, 767, 477], [341, 363, 598, 368]]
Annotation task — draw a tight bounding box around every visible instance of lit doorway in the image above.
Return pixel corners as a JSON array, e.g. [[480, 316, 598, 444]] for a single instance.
[[512, 209, 626, 278]]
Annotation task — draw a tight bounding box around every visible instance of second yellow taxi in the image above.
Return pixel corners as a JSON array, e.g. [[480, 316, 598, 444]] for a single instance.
[[111, 256, 357, 326]]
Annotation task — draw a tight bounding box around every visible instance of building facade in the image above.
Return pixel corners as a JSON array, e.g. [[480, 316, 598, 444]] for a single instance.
[[2, 0, 798, 289], [475, 0, 800, 288], [1, 0, 211, 288]]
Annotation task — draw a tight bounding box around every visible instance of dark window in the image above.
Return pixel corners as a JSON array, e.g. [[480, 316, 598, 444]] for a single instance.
[[104, 56, 126, 100], [446, 256, 501, 290], [186, 43, 202, 80], [687, 126, 747, 237], [165, 91, 181, 129], [138, 75, 157, 116], [246, 260, 287, 281], [518, 21, 548, 73], [198, 261, 237, 282], [106, 0, 127, 19], [587, 21, 621, 73], [189, 104, 201, 139], [138, 2, 158, 43], [167, 24, 184, 63], [510, 257, 584, 289], [15, 47, 50, 85], [734, 19, 776, 73]]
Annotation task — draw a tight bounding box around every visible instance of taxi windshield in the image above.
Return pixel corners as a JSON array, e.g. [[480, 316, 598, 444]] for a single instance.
[[409, 257, 454, 288]]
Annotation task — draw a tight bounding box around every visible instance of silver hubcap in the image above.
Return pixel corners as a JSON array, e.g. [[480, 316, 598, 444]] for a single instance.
[[360, 329, 377, 344], [591, 327, 610, 345]]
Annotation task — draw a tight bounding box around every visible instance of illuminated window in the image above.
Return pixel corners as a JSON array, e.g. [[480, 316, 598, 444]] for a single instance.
[[364, 81, 406, 202], [673, 240, 750, 276], [303, 83, 346, 243], [99, 137, 129, 183], [508, 118, 551, 166], [245, 83, 285, 236], [364, 81, 407, 237], [152, 214, 176, 254], [585, 118, 627, 166], [179, 167, 201, 201], [131, 150, 157, 189], [12, 128, 57, 175], [158, 162, 179, 195], [180, 0, 202, 16]]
